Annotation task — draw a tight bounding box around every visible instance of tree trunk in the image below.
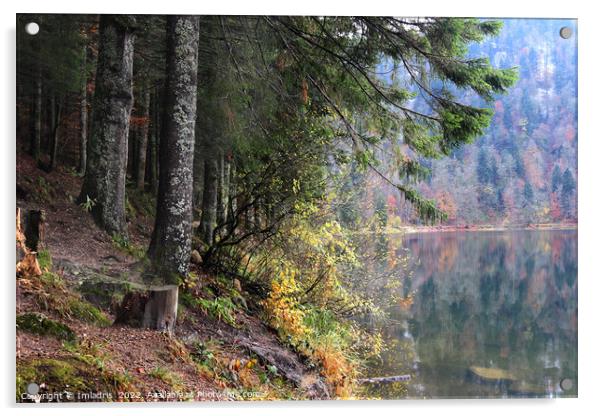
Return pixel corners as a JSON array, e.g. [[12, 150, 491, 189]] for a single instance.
[[192, 123, 205, 216], [23, 209, 45, 252], [49, 98, 62, 171], [79, 45, 88, 176], [200, 157, 218, 245], [79, 15, 135, 238], [30, 70, 42, 162], [148, 15, 200, 280], [149, 86, 160, 194], [227, 163, 237, 223], [216, 149, 225, 226], [136, 86, 151, 190], [223, 157, 231, 220]]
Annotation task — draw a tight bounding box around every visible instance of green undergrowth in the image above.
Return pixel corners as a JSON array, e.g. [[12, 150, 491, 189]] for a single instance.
[[16, 353, 132, 402], [111, 234, 145, 259], [179, 272, 247, 327], [180, 291, 238, 327], [126, 187, 156, 219], [24, 251, 111, 327], [36, 249, 52, 271], [17, 312, 76, 342]]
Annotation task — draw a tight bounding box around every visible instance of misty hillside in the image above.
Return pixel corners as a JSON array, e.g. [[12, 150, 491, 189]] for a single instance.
[[357, 19, 577, 227]]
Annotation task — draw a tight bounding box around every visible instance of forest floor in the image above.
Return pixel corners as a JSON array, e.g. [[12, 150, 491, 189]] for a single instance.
[[15, 153, 329, 402]]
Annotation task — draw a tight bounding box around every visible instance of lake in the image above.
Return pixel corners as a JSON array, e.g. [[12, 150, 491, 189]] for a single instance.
[[363, 229, 578, 399]]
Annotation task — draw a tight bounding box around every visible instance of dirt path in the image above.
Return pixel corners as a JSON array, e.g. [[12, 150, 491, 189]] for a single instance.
[[16, 152, 330, 401]]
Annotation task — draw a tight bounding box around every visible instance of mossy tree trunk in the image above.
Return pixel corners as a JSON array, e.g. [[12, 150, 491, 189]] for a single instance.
[[78, 15, 136, 238], [148, 15, 200, 280]]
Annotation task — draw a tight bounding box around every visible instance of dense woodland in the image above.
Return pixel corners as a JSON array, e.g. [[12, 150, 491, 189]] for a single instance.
[[17, 14, 566, 400]]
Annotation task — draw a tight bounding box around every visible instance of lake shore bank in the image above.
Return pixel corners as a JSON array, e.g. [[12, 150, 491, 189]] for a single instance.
[[389, 222, 577, 235]]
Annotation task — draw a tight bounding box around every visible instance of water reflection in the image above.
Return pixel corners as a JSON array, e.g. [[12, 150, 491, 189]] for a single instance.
[[363, 230, 577, 399]]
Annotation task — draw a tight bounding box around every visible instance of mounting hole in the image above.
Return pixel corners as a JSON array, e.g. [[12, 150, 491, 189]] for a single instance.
[[560, 378, 573, 391], [25, 22, 40, 36], [26, 382, 39, 395], [559, 26, 572, 39]]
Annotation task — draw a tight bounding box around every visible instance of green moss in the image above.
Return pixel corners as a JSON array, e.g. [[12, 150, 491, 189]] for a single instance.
[[77, 278, 129, 310], [17, 358, 92, 402], [33, 271, 112, 327], [67, 298, 111, 326], [16, 356, 130, 402], [16, 313, 76, 342]]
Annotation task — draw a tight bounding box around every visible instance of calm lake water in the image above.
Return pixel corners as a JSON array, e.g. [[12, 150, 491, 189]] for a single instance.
[[364, 230, 577, 399]]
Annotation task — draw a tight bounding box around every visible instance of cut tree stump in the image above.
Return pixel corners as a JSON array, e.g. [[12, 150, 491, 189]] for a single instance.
[[23, 209, 45, 252], [114, 285, 179, 333]]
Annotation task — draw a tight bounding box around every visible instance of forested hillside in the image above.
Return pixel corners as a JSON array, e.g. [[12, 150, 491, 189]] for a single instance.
[[352, 19, 577, 227]]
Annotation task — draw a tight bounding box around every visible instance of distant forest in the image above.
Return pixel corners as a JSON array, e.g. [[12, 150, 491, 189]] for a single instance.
[[344, 19, 577, 227]]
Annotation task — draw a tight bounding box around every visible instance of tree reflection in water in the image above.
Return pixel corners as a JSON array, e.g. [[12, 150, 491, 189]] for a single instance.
[[361, 230, 577, 399]]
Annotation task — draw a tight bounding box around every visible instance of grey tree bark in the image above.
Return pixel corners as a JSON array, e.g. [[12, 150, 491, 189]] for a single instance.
[[79, 45, 88, 176], [79, 15, 136, 238], [136, 86, 151, 190], [148, 15, 200, 280]]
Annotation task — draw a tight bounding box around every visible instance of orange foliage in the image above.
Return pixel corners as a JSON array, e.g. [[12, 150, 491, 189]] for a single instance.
[[437, 243, 458, 273], [16, 208, 42, 279], [300, 79, 309, 104], [312, 344, 353, 397], [436, 191, 457, 222]]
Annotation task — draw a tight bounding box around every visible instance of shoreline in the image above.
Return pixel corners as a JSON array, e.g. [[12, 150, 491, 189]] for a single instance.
[[366, 223, 578, 235], [386, 223, 578, 235]]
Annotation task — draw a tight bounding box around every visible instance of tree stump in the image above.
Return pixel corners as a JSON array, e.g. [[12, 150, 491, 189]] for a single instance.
[[114, 285, 179, 333], [23, 209, 45, 252], [16, 208, 42, 277]]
